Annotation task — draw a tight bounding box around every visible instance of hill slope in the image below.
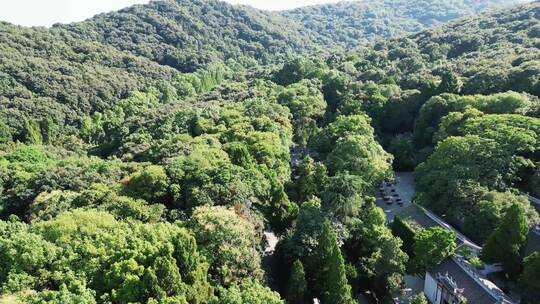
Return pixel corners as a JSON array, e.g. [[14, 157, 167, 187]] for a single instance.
[[59, 0, 315, 72], [0, 0, 520, 140], [0, 22, 182, 139], [0, 0, 535, 142], [282, 0, 524, 48], [58, 0, 521, 72], [340, 0, 540, 96]]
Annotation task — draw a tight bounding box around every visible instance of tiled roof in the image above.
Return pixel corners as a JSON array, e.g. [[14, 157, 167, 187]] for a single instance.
[[429, 258, 502, 304], [395, 204, 474, 247], [526, 229, 540, 256], [395, 204, 439, 231]]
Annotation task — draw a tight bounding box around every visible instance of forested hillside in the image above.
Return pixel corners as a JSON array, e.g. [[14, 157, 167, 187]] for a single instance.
[[58, 0, 518, 72], [282, 0, 522, 48], [0, 22, 183, 140], [59, 0, 314, 73], [339, 1, 540, 97], [1, 0, 540, 303], [0, 0, 518, 161]]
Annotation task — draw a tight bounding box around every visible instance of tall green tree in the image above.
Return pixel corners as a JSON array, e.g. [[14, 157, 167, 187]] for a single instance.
[[481, 204, 528, 279], [24, 119, 42, 145], [520, 251, 540, 303], [347, 205, 408, 295], [414, 135, 517, 218], [0, 121, 12, 144], [188, 206, 263, 286], [123, 165, 170, 204], [40, 117, 59, 145], [315, 220, 355, 304], [277, 80, 326, 146], [437, 71, 463, 94], [219, 279, 283, 304], [413, 227, 456, 273], [287, 260, 308, 304], [293, 156, 328, 203], [311, 114, 374, 156], [326, 134, 393, 184], [321, 173, 371, 220]]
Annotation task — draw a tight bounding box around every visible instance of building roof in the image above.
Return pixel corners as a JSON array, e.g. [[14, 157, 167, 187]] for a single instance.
[[429, 257, 508, 304], [395, 204, 483, 250], [395, 204, 439, 231], [525, 193, 540, 256], [526, 229, 540, 256]]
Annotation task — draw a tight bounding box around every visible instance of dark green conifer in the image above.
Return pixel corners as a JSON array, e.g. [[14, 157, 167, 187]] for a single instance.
[[316, 220, 355, 304], [287, 259, 308, 304], [481, 204, 528, 279]]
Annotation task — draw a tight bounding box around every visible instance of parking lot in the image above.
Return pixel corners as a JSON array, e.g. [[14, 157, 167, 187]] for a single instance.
[[375, 172, 415, 222]]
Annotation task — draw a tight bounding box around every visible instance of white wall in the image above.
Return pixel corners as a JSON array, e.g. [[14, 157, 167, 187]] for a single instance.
[[424, 272, 440, 304]]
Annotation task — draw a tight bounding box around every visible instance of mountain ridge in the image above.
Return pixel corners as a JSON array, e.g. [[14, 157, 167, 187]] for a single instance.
[[56, 0, 524, 71], [0, 0, 534, 141]]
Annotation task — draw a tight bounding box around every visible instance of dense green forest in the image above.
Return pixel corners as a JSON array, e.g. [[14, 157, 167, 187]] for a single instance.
[[58, 0, 313, 72], [0, 0, 525, 141], [58, 0, 521, 71], [282, 0, 523, 48], [0, 0, 539, 303]]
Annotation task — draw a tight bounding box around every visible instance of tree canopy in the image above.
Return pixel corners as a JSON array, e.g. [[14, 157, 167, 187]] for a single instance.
[[1, 0, 539, 302]]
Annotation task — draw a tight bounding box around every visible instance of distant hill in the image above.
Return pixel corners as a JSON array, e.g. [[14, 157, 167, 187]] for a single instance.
[[59, 0, 315, 73], [0, 22, 180, 138], [0, 0, 532, 138], [338, 1, 540, 96], [58, 0, 521, 72], [281, 0, 525, 48]]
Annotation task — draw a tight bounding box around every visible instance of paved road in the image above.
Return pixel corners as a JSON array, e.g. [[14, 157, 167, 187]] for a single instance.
[[393, 172, 415, 203], [375, 172, 415, 222], [526, 193, 540, 216]]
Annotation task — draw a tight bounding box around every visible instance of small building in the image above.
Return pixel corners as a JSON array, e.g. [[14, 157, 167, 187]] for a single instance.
[[394, 204, 515, 304], [424, 257, 514, 304]]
